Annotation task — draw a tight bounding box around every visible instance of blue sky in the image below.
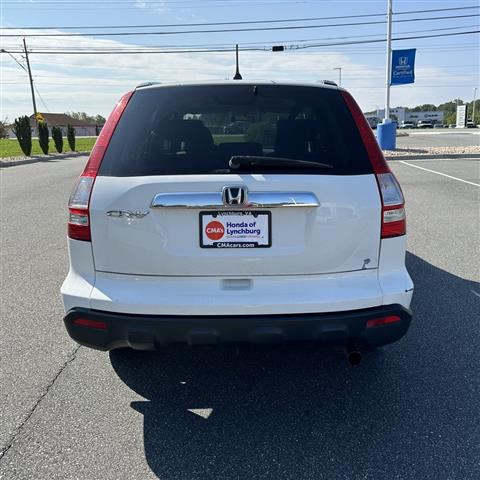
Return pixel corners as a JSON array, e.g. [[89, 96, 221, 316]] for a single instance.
[[1, 0, 479, 120]]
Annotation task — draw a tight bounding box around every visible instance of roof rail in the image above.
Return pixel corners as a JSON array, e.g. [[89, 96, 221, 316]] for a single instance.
[[135, 82, 161, 89], [322, 80, 338, 86]]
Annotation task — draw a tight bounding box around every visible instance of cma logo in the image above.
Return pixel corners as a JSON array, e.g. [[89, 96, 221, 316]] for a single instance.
[[399, 57, 409, 66]]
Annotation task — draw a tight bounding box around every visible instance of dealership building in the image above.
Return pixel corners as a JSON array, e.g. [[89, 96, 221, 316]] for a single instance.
[[374, 107, 444, 125]]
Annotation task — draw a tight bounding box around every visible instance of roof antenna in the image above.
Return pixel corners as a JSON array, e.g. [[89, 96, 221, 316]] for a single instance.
[[233, 44, 242, 80]]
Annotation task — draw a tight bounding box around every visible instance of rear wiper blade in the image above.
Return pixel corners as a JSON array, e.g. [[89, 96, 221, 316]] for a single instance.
[[229, 155, 333, 170]]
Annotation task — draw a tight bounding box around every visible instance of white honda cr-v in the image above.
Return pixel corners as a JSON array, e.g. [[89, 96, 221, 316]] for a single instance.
[[61, 81, 413, 360]]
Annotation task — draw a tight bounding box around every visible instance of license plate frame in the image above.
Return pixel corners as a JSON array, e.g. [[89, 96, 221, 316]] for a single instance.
[[199, 210, 272, 249]]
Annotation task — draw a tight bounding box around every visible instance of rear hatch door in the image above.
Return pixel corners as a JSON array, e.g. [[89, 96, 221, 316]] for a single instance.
[[89, 83, 381, 276]]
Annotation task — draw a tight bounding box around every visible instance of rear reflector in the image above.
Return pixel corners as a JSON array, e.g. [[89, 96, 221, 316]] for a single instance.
[[67, 91, 133, 242], [341, 90, 406, 239], [366, 315, 401, 328], [73, 318, 108, 330]]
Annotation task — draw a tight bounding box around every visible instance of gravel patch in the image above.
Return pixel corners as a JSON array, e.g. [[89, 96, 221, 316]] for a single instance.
[[384, 146, 480, 157]]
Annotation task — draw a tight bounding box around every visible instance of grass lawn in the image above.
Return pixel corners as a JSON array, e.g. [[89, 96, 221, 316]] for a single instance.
[[212, 134, 244, 144], [0, 137, 97, 158]]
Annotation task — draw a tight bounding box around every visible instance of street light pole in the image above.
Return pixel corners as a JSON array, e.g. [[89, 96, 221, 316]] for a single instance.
[[384, 0, 393, 121], [377, 0, 396, 150], [333, 67, 342, 86]]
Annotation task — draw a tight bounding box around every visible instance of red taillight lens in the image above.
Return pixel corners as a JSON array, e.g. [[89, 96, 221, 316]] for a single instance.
[[68, 208, 91, 241], [67, 91, 133, 241], [341, 90, 390, 174], [73, 318, 108, 330], [366, 315, 401, 328], [341, 90, 406, 239]]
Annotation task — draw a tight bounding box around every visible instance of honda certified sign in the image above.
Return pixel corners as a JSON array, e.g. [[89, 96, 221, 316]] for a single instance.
[[391, 49, 416, 85]]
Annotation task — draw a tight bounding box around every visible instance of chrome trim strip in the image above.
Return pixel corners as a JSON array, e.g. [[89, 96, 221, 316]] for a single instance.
[[150, 192, 319, 209]]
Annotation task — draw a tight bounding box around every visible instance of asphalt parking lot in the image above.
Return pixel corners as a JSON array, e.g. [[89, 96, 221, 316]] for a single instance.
[[397, 129, 480, 148], [0, 150, 479, 479]]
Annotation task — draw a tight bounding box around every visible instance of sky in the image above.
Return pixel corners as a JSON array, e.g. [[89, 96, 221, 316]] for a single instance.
[[1, 0, 479, 120]]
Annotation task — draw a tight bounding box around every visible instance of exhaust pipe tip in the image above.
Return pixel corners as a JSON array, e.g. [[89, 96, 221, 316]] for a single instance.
[[345, 345, 362, 366]]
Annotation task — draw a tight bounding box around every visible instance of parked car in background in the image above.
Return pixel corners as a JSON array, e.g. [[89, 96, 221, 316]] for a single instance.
[[433, 124, 445, 129], [61, 81, 413, 364], [466, 121, 477, 128], [449, 124, 456, 128], [417, 121, 434, 129], [399, 122, 415, 129], [224, 121, 250, 134]]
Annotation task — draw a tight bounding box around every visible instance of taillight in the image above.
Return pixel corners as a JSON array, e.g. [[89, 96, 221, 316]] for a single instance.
[[341, 90, 406, 238], [67, 91, 133, 241], [377, 173, 406, 238]]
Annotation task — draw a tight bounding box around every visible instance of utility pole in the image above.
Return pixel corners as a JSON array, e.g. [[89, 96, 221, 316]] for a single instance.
[[23, 38, 38, 118], [384, 0, 393, 121], [333, 67, 342, 86]]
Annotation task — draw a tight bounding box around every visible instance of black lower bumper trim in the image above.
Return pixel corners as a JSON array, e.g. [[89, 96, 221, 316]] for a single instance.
[[64, 304, 412, 351]]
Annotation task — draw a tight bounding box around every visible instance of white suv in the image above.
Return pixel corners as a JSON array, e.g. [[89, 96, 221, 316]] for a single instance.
[[61, 81, 413, 359]]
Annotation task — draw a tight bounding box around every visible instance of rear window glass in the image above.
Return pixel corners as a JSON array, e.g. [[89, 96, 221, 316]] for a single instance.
[[99, 84, 372, 176]]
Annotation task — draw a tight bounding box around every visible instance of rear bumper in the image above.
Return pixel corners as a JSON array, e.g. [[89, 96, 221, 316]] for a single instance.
[[64, 304, 412, 351]]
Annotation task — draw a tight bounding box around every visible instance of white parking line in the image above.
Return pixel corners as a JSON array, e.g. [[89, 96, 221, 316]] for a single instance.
[[397, 158, 480, 162], [399, 161, 480, 187], [408, 131, 480, 136], [471, 290, 480, 299]]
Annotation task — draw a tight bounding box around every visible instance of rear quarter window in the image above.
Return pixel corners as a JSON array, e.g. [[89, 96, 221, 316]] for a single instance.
[[99, 84, 372, 177]]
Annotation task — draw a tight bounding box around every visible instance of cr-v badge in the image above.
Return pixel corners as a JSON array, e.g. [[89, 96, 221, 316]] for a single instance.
[[106, 210, 150, 219]]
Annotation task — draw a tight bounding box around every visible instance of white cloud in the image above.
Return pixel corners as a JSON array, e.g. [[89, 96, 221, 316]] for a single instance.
[[1, 28, 476, 120]]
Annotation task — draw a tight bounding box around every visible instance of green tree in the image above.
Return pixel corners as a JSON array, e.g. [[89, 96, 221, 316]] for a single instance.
[[409, 104, 437, 112], [67, 124, 76, 151], [93, 114, 106, 125], [466, 100, 480, 124], [38, 121, 49, 155], [65, 112, 106, 125], [66, 111, 91, 122], [51, 126, 63, 153], [13, 116, 32, 156]]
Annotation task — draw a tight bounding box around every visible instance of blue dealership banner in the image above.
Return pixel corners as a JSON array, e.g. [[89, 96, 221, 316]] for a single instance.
[[391, 49, 416, 85]]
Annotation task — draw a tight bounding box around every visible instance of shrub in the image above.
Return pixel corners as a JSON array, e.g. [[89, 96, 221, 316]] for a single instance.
[[245, 122, 276, 147], [38, 121, 49, 155], [13, 116, 32, 156], [52, 126, 63, 153], [0, 118, 9, 139], [67, 124, 76, 151]]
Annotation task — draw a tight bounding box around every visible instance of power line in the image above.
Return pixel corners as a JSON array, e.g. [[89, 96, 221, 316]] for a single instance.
[[0, 49, 28, 72], [2, 13, 480, 37], [3, 5, 478, 30], [33, 84, 50, 112], [0, 0, 315, 10], [3, 29, 478, 54], [2, 24, 476, 52], [2, 81, 477, 89]]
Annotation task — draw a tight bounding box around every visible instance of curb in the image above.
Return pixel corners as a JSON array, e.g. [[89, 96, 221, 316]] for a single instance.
[[386, 153, 480, 161], [0, 151, 89, 168]]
